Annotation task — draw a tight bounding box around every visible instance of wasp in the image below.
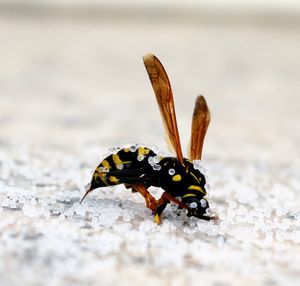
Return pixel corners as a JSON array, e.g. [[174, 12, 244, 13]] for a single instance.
[[81, 54, 214, 224]]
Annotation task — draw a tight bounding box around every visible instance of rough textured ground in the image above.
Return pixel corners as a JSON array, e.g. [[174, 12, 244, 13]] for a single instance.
[[0, 12, 300, 286]]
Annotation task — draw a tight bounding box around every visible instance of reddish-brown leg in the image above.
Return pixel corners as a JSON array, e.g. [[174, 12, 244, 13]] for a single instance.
[[131, 184, 158, 213], [158, 192, 188, 209], [153, 192, 188, 224]]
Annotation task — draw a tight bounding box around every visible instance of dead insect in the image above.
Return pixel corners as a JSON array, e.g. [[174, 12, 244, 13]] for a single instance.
[[81, 54, 215, 224]]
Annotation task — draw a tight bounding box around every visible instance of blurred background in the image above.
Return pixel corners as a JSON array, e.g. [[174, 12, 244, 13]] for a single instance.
[[0, 1, 300, 286], [1, 0, 299, 165]]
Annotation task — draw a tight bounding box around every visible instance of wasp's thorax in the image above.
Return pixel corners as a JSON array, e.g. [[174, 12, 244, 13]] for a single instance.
[[157, 158, 206, 194], [156, 157, 209, 217]]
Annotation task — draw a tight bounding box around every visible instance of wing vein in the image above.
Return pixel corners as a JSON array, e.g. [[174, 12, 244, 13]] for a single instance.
[[143, 54, 184, 162]]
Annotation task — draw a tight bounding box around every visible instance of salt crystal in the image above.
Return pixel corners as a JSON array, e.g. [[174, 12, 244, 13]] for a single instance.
[[275, 207, 287, 217], [108, 147, 118, 154], [116, 164, 124, 170], [22, 205, 45, 218], [30, 198, 37, 206], [153, 156, 160, 164], [139, 220, 156, 232], [236, 206, 247, 216], [148, 156, 154, 165], [52, 209, 61, 216], [129, 145, 138, 152], [75, 207, 87, 217], [153, 164, 161, 171], [193, 160, 202, 169], [278, 220, 290, 231], [200, 199, 207, 208], [1, 198, 9, 207], [40, 198, 51, 207], [137, 155, 144, 161], [123, 213, 132, 222], [18, 197, 26, 204], [9, 200, 17, 209], [189, 202, 197, 209]]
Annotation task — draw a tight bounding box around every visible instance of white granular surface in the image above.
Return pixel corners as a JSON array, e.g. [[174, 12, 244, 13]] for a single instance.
[[0, 13, 300, 286]]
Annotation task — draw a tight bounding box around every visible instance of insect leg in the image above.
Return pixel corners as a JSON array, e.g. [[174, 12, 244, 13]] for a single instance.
[[160, 192, 188, 209], [153, 192, 188, 224], [131, 184, 158, 213], [124, 184, 138, 193], [153, 198, 168, 225]]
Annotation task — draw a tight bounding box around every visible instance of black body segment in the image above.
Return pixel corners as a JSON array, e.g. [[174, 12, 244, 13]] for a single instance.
[[86, 145, 210, 220], [89, 145, 158, 191], [157, 157, 207, 198]]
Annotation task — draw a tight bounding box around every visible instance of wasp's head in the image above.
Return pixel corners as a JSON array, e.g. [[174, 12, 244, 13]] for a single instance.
[[182, 196, 210, 220]]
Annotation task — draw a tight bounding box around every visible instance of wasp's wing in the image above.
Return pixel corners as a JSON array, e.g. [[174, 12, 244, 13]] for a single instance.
[[143, 54, 183, 163], [188, 95, 210, 160]]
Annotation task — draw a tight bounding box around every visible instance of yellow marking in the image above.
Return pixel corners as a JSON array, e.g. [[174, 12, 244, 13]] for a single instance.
[[112, 153, 132, 166], [124, 148, 130, 152], [99, 172, 107, 178], [109, 176, 119, 183], [96, 166, 108, 173], [154, 213, 161, 224], [94, 171, 109, 186], [93, 173, 100, 183], [190, 172, 200, 184], [182, 193, 197, 198], [172, 174, 182, 182], [188, 185, 205, 194], [101, 177, 109, 185], [112, 154, 123, 166], [102, 160, 110, 169], [138, 147, 150, 156], [96, 167, 109, 178]]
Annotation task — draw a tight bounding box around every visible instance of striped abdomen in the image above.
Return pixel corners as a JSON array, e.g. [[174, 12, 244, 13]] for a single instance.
[[88, 145, 159, 191]]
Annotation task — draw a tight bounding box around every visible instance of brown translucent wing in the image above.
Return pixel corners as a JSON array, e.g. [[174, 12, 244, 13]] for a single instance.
[[188, 95, 210, 160], [143, 54, 183, 163]]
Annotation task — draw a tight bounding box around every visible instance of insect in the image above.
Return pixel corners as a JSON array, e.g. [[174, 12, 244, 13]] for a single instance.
[[81, 53, 214, 224]]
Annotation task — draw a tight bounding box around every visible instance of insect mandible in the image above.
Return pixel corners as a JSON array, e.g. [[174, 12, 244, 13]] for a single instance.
[[81, 54, 214, 224]]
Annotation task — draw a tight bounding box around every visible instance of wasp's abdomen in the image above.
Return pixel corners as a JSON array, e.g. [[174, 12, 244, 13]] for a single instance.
[[89, 145, 158, 190]]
